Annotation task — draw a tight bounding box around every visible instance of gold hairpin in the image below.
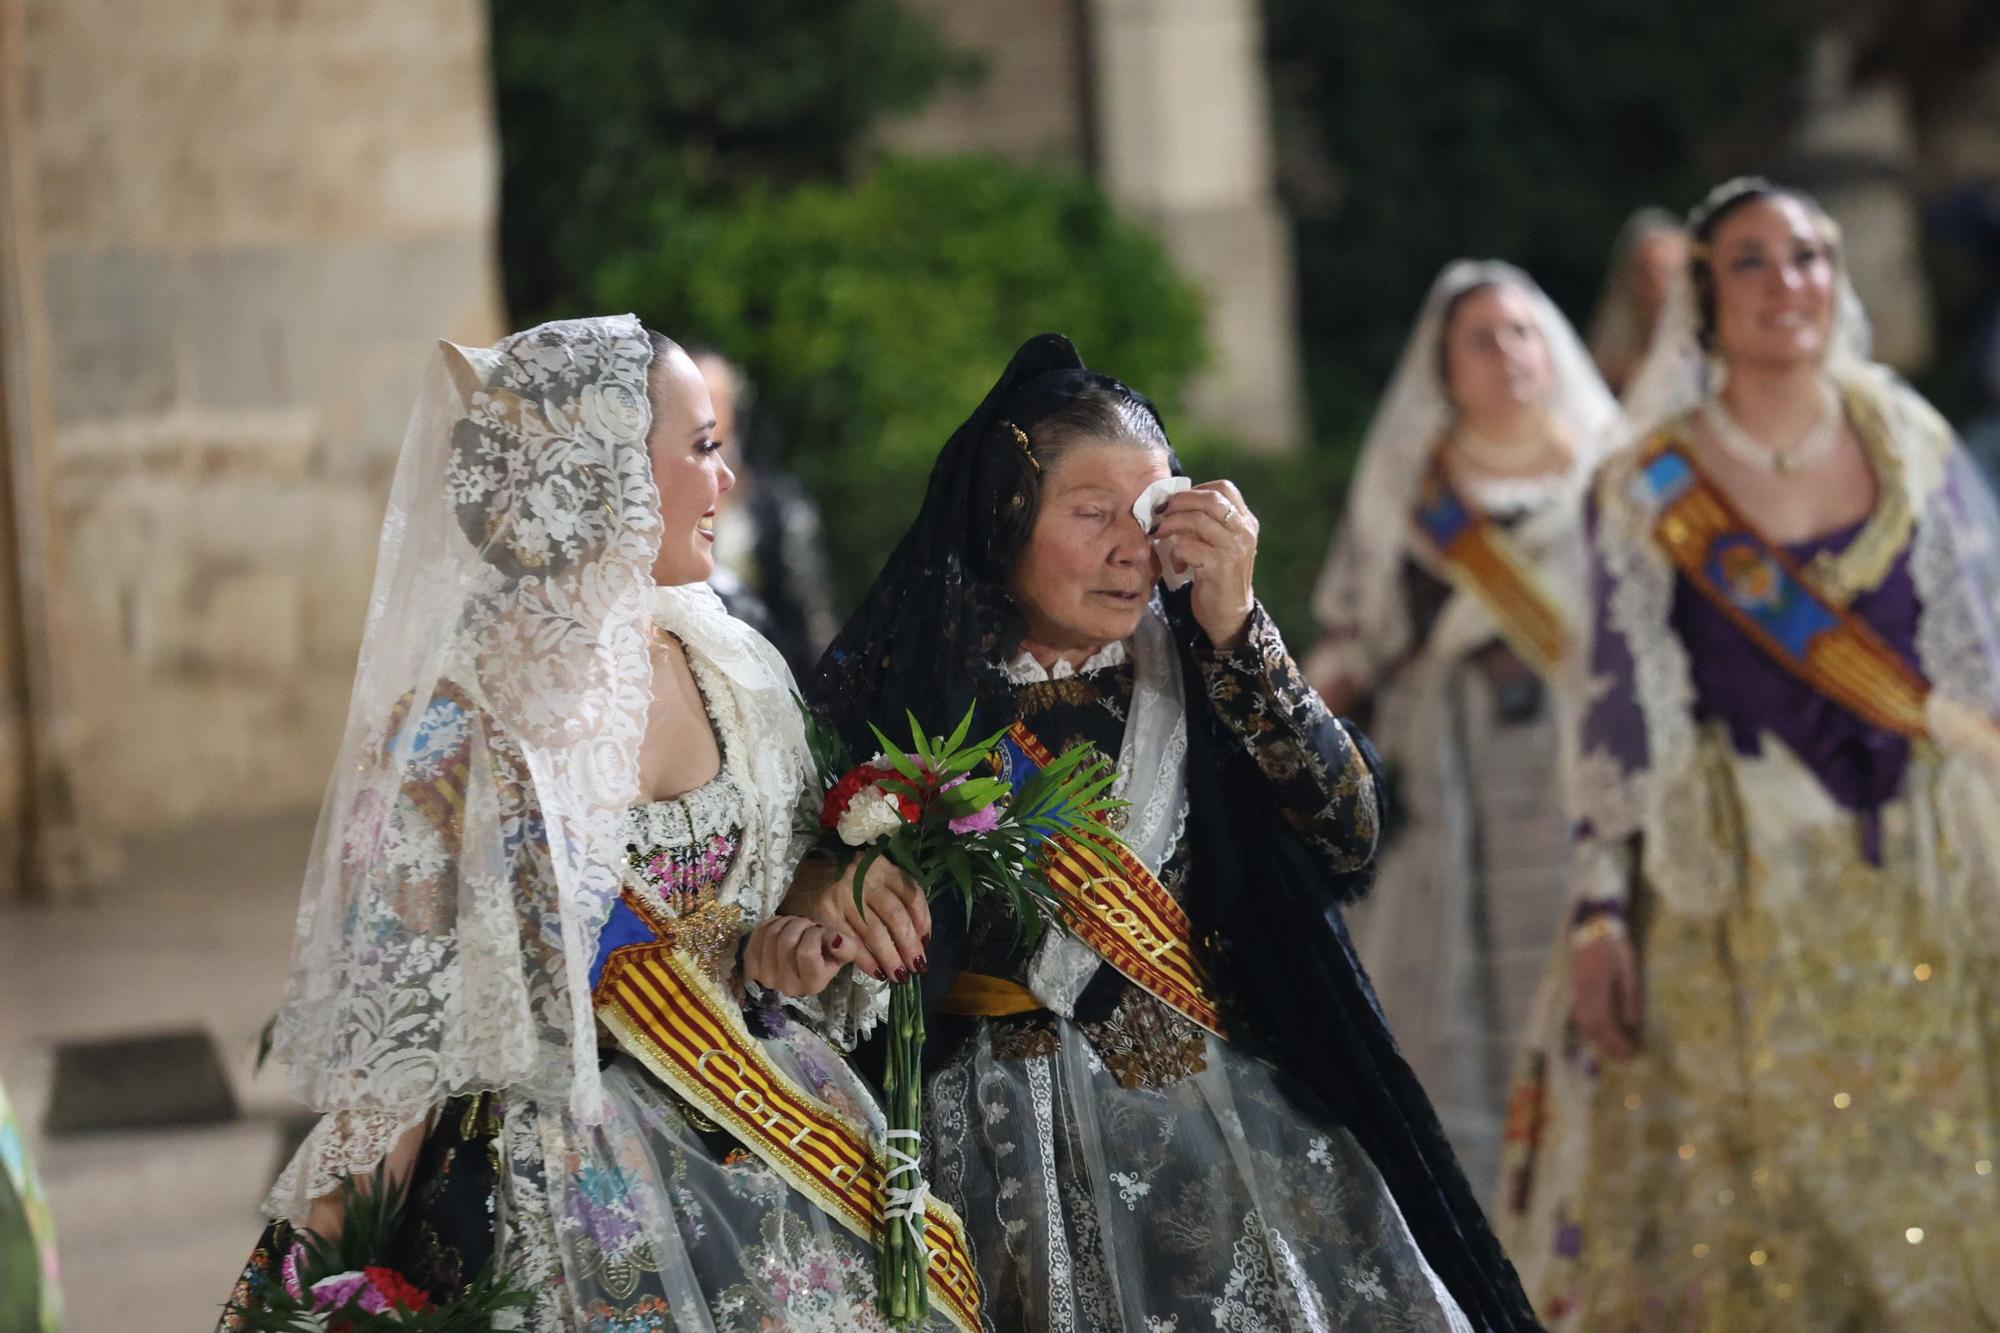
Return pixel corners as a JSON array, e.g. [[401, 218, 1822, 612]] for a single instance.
[[1007, 422, 1040, 474]]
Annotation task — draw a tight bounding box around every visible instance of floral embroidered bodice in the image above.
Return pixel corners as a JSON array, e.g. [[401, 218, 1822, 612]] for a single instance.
[[620, 772, 747, 915], [587, 654, 761, 991]]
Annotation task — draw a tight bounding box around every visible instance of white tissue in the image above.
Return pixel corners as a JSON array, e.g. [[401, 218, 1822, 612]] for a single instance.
[[1131, 476, 1194, 590]]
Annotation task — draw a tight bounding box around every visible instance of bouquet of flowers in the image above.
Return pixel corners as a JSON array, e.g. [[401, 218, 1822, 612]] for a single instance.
[[803, 701, 1127, 1325], [223, 1166, 533, 1332]]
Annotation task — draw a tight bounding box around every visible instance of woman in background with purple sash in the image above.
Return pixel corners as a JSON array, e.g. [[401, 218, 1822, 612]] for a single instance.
[[1501, 178, 2000, 1328]]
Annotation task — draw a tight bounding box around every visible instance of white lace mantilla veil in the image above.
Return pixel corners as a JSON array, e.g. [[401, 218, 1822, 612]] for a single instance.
[[1309, 260, 1621, 689], [264, 315, 819, 1224], [1577, 181, 2000, 947]]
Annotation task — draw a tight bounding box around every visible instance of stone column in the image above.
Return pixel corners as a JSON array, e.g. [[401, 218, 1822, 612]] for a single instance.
[[0, 0, 88, 898], [1088, 0, 1305, 451], [879, 0, 1093, 168], [3, 0, 504, 859], [1791, 32, 1933, 373]]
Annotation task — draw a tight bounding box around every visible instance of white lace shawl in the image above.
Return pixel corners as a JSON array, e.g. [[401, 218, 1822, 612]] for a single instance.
[[263, 321, 824, 1224], [1018, 599, 1190, 1016], [1310, 260, 1620, 691]]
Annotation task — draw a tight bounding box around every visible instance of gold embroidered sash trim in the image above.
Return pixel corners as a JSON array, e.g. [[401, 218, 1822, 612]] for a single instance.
[[1636, 439, 2000, 771], [1412, 465, 1570, 678], [1005, 721, 1227, 1037], [595, 938, 983, 1333]]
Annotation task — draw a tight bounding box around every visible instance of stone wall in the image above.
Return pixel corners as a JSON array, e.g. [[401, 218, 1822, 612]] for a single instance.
[[6, 0, 503, 855], [1087, 0, 1304, 451], [878, 0, 1091, 168]]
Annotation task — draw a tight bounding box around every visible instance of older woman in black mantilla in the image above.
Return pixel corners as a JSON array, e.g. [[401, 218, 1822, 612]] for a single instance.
[[787, 335, 1536, 1331]]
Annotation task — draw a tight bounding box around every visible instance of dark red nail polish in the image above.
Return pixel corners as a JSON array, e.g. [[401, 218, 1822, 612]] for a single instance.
[[915, 955, 930, 974], [893, 966, 910, 984], [831, 934, 844, 950], [922, 932, 932, 948]]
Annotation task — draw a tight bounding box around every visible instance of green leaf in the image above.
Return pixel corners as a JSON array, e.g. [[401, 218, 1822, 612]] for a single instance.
[[937, 776, 1008, 816], [942, 843, 975, 898], [852, 847, 884, 914], [906, 709, 934, 768], [872, 725, 924, 784], [942, 703, 976, 758]]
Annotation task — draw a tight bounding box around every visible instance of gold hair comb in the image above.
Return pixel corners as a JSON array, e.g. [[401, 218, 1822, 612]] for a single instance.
[[1007, 422, 1040, 474]]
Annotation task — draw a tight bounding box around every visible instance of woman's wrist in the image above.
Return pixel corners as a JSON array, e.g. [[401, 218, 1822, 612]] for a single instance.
[[779, 853, 838, 916], [1569, 899, 1629, 950]]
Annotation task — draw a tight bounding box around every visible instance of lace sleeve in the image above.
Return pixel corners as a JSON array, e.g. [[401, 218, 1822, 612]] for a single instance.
[[1568, 480, 1656, 922], [263, 1106, 437, 1227], [1198, 602, 1381, 874], [784, 965, 890, 1052], [269, 683, 569, 1217]]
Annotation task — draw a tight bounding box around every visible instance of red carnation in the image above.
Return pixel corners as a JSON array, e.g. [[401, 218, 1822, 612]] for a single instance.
[[362, 1266, 432, 1313], [821, 764, 889, 829]]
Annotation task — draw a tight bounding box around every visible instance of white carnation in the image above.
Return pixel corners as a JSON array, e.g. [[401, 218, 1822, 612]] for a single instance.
[[836, 788, 905, 847]]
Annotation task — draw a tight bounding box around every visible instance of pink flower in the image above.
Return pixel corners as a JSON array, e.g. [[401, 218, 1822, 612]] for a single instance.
[[948, 803, 1002, 835], [282, 1242, 309, 1299], [310, 1271, 373, 1310], [942, 776, 1003, 834]]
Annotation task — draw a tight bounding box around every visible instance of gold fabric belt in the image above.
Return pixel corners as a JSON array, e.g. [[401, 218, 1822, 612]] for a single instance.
[[936, 971, 1044, 1018]]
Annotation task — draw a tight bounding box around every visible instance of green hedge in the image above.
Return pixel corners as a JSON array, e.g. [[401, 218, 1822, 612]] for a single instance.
[[593, 153, 1211, 607], [491, 0, 972, 322]]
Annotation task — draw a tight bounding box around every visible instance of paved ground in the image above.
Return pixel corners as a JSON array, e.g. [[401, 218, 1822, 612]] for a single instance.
[[1, 814, 315, 1331]]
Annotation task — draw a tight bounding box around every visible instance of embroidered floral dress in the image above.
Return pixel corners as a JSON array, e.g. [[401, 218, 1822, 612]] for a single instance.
[[226, 653, 948, 1333], [923, 607, 1471, 1332], [1500, 386, 2000, 1329]]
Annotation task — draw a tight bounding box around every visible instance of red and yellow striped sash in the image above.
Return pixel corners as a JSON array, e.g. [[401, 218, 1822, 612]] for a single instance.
[[596, 938, 982, 1332], [1007, 722, 1227, 1036]]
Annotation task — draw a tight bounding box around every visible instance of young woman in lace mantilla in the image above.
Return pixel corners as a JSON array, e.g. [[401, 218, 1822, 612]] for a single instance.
[[1502, 178, 2000, 1329], [221, 318, 959, 1332]]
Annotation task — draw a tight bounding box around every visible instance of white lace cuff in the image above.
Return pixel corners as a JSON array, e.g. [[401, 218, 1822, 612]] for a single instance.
[[787, 964, 888, 1052], [262, 1105, 437, 1228]]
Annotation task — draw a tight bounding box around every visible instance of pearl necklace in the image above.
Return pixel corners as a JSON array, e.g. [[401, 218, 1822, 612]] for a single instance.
[[1450, 425, 1567, 478], [1700, 378, 1843, 476]]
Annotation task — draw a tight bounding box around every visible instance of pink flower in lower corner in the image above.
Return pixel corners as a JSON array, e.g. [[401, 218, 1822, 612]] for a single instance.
[[282, 1242, 309, 1299]]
